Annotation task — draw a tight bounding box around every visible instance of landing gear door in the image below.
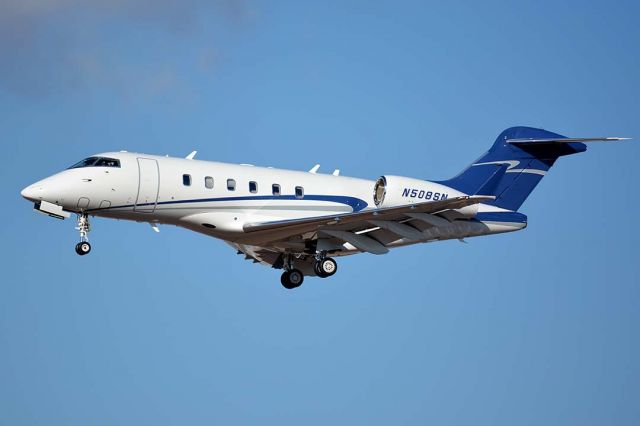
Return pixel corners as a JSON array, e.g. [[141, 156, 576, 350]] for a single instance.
[[134, 158, 159, 212]]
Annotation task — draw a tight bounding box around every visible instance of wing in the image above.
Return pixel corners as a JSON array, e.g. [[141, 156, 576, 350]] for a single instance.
[[240, 195, 494, 254]]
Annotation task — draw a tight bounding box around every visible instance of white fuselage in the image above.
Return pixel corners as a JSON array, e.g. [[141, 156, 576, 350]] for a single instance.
[[21, 151, 525, 256]]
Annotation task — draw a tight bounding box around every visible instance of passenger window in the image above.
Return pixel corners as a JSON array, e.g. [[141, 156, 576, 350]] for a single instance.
[[183, 174, 191, 186], [205, 176, 214, 189], [272, 184, 281, 196], [249, 181, 258, 193], [227, 179, 236, 191], [295, 186, 304, 199]]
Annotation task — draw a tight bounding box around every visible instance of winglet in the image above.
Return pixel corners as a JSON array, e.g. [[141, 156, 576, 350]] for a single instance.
[[309, 164, 320, 174], [186, 151, 197, 160]]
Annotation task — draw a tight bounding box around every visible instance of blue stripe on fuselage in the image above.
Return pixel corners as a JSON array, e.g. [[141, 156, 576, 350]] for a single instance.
[[89, 194, 369, 213]]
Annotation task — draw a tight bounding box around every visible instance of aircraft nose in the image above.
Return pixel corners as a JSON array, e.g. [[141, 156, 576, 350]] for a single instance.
[[21, 184, 43, 201]]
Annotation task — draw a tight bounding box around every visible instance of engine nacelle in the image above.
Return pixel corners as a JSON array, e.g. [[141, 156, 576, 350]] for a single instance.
[[373, 175, 466, 209]]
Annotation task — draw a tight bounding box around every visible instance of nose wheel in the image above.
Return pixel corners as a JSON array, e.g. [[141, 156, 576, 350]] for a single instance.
[[75, 213, 92, 256], [75, 242, 91, 255]]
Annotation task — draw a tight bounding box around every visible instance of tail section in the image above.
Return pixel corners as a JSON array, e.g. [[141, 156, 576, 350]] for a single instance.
[[440, 126, 587, 211]]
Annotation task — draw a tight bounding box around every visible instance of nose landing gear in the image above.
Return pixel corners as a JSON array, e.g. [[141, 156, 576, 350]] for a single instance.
[[74, 213, 91, 256], [75, 241, 91, 255]]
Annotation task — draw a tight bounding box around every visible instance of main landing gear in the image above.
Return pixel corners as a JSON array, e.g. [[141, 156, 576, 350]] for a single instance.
[[280, 254, 304, 289], [74, 213, 91, 256], [314, 257, 337, 278], [281, 269, 304, 289], [279, 253, 338, 289]]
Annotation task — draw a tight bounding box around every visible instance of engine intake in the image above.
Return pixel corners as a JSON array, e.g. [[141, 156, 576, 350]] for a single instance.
[[373, 175, 464, 209], [373, 176, 387, 206]]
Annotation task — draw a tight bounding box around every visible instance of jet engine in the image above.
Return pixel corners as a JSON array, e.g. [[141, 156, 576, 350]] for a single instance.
[[373, 175, 472, 216]]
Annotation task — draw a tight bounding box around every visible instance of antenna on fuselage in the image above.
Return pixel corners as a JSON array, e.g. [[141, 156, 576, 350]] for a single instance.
[[308, 164, 320, 173], [332, 169, 340, 176], [186, 151, 197, 160]]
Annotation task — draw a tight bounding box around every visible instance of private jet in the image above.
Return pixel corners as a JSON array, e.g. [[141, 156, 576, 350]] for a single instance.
[[21, 126, 628, 289]]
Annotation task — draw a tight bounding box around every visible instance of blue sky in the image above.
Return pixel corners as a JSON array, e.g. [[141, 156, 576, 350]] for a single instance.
[[1, 1, 639, 425]]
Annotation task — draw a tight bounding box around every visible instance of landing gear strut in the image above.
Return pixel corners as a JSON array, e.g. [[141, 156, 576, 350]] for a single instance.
[[280, 254, 304, 289], [74, 213, 91, 256]]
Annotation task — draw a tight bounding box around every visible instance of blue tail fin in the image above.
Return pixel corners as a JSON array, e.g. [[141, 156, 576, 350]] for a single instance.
[[439, 126, 587, 211]]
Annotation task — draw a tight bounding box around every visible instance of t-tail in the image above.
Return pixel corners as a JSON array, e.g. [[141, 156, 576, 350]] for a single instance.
[[439, 126, 629, 211]]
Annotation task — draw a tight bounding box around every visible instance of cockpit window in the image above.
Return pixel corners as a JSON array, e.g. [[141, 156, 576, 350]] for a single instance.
[[94, 157, 120, 167], [68, 157, 120, 169], [68, 157, 99, 169]]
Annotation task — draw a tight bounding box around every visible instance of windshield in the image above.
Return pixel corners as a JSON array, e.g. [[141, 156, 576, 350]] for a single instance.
[[68, 157, 120, 169]]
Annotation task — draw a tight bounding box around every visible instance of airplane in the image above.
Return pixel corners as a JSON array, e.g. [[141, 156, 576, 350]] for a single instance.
[[20, 126, 628, 289]]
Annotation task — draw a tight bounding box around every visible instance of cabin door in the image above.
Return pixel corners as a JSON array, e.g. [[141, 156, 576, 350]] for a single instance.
[[134, 158, 159, 212]]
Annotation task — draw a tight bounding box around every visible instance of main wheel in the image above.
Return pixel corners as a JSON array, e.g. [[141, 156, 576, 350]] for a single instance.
[[315, 257, 337, 278], [75, 242, 91, 256], [280, 269, 304, 289], [314, 262, 327, 278]]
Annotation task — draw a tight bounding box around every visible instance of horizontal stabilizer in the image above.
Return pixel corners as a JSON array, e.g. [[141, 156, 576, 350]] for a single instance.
[[507, 137, 630, 144]]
